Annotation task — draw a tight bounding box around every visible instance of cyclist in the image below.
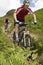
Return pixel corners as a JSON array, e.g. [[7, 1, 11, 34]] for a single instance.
[[4, 16, 9, 32], [13, 0, 37, 42]]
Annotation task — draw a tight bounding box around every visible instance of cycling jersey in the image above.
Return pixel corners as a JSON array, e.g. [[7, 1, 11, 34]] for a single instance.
[[16, 5, 34, 22]]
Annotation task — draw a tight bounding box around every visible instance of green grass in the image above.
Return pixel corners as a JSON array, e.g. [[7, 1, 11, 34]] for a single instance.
[[0, 17, 4, 26], [0, 8, 43, 65]]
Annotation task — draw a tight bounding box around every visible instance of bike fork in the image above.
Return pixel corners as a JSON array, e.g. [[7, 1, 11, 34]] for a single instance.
[[23, 32, 26, 47], [28, 38, 31, 47]]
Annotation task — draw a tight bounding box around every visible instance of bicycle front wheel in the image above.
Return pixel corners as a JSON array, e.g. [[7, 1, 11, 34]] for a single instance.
[[23, 34, 32, 47]]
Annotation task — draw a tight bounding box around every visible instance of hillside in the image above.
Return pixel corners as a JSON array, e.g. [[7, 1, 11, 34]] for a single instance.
[[6, 9, 15, 16], [0, 9, 43, 65]]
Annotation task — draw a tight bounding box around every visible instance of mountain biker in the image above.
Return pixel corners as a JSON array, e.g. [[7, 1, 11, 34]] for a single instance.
[[4, 16, 9, 32], [13, 0, 37, 42]]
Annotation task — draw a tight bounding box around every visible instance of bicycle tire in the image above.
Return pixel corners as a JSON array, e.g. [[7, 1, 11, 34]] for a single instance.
[[23, 34, 32, 47]]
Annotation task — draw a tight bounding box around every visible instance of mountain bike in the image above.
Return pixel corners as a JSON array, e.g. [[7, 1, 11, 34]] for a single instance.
[[13, 22, 32, 47]]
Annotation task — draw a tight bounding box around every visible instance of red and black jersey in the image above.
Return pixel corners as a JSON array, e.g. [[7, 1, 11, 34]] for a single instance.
[[16, 5, 34, 21]]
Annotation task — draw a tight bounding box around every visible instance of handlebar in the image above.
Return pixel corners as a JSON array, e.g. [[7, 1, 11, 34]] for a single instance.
[[19, 21, 37, 27]]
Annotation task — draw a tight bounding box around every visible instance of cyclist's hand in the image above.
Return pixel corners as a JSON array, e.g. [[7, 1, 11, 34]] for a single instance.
[[34, 20, 37, 24], [32, 21, 37, 24], [15, 19, 19, 23]]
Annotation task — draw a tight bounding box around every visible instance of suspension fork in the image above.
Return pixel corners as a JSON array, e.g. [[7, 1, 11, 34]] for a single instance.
[[23, 31, 27, 47], [23, 30, 31, 46]]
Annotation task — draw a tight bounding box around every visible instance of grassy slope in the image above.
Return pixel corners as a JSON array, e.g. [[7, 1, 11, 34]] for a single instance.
[[0, 9, 43, 65]]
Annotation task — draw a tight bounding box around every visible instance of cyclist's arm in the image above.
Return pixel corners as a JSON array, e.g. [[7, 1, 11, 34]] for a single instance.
[[28, 8, 37, 23], [13, 10, 19, 23], [13, 10, 17, 21], [32, 13, 37, 23]]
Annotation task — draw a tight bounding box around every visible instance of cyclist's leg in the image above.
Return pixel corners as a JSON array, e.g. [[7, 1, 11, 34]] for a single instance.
[[14, 21, 19, 42]]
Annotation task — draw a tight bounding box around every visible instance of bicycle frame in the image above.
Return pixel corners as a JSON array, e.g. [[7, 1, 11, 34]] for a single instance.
[[13, 22, 32, 47]]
